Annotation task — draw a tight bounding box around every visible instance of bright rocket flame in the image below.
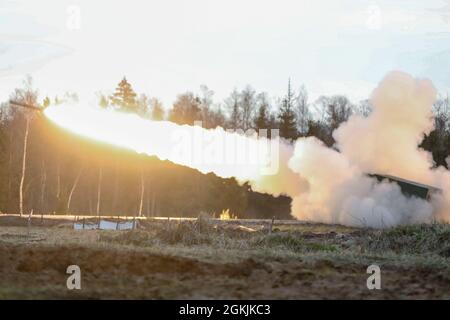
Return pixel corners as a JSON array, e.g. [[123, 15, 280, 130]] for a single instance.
[[44, 104, 284, 185]]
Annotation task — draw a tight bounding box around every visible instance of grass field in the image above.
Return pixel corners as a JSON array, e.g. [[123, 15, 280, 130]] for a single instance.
[[1, 214, 449, 299]]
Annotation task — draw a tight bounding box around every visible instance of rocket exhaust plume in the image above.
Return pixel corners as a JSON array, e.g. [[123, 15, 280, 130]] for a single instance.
[[44, 71, 450, 228]]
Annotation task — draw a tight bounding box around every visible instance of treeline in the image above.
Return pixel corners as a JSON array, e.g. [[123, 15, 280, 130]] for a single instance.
[[0, 76, 449, 218], [98, 77, 360, 145], [0, 77, 292, 218]]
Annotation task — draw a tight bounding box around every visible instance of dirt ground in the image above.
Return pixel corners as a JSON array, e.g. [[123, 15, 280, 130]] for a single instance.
[[0, 216, 449, 299]]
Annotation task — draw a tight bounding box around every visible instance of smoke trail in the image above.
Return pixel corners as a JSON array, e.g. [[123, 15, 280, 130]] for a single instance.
[[44, 71, 450, 228]]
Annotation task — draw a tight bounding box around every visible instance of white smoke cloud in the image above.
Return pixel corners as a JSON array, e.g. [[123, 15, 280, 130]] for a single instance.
[[334, 71, 436, 182], [283, 71, 450, 228]]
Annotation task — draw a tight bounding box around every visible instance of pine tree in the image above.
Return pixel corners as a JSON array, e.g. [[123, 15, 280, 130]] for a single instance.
[[254, 93, 271, 131], [278, 99, 298, 141], [254, 104, 270, 130], [278, 79, 298, 141], [110, 77, 138, 113], [254, 103, 273, 139]]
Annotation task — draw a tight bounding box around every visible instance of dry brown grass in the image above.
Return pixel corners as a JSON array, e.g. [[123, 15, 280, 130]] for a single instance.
[[1, 216, 450, 299]]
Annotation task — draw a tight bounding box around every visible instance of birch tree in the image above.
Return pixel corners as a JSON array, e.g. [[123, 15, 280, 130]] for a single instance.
[[11, 76, 38, 216]]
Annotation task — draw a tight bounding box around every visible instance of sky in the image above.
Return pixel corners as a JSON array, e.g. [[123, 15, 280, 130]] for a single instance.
[[1, 0, 450, 109]]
